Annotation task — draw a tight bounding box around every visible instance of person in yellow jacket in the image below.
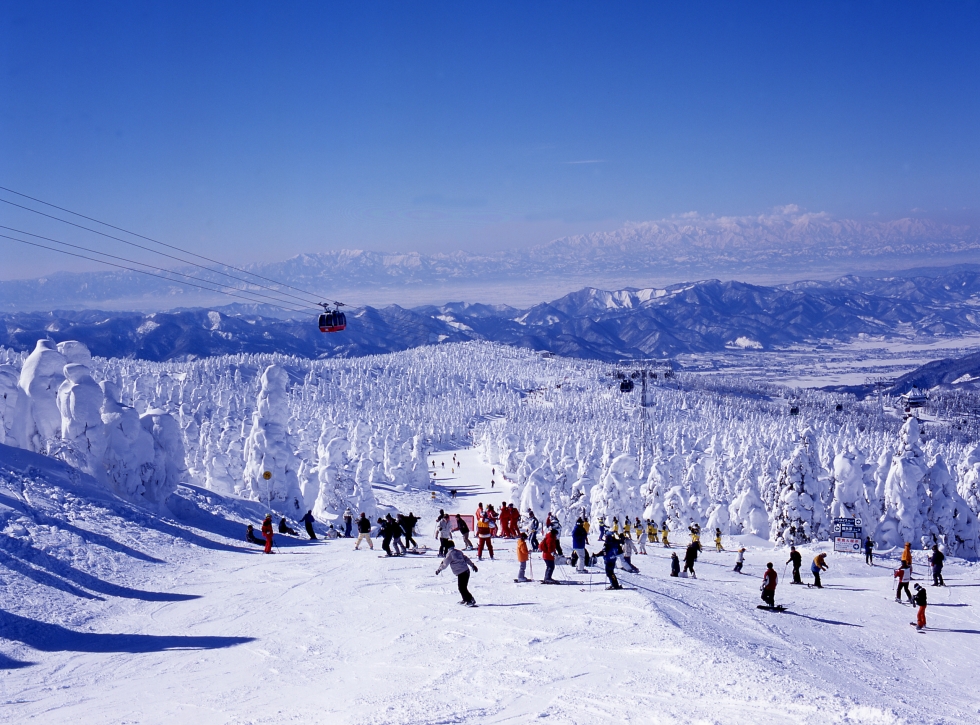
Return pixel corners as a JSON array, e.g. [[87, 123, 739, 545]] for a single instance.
[[661, 522, 670, 548], [811, 552, 829, 588], [623, 518, 632, 539], [714, 528, 724, 552], [612, 516, 620, 534], [515, 532, 530, 582], [901, 542, 913, 578], [645, 520, 656, 543]]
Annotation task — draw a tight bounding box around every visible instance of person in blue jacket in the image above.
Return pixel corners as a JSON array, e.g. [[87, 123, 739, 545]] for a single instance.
[[603, 534, 623, 590], [301, 510, 317, 540], [571, 518, 589, 573]]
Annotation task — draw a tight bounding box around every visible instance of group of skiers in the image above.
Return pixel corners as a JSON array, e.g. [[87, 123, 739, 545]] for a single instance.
[[245, 510, 320, 552]]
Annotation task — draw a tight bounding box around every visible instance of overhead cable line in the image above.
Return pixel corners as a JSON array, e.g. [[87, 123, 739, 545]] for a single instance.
[[0, 189, 340, 307], [0, 225, 312, 312], [0, 233, 310, 313]]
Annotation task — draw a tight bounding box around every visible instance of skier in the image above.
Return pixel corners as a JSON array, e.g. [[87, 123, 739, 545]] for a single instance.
[[437, 512, 454, 557], [476, 510, 494, 560], [636, 518, 648, 554], [894, 562, 914, 603], [455, 513, 473, 550], [901, 542, 913, 579], [620, 533, 640, 573], [913, 583, 928, 630], [301, 510, 317, 540], [278, 517, 298, 536], [612, 516, 620, 535], [572, 517, 589, 573], [864, 536, 874, 565], [527, 509, 540, 551], [622, 517, 632, 539], [647, 519, 659, 544], [603, 533, 623, 590], [714, 528, 724, 552], [354, 512, 373, 550], [485, 504, 499, 538], [508, 504, 520, 538], [683, 541, 699, 578], [516, 532, 530, 582], [343, 507, 353, 538], [689, 522, 701, 543], [787, 546, 803, 584], [929, 545, 945, 586], [388, 515, 405, 556], [261, 514, 274, 554], [669, 551, 680, 577], [761, 562, 778, 608], [811, 552, 828, 588], [597, 515, 607, 541], [435, 541, 479, 607], [661, 521, 671, 548], [734, 546, 746, 573], [540, 526, 558, 583]]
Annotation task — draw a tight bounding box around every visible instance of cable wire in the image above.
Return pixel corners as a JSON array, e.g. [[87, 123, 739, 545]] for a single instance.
[[0, 188, 342, 306], [0, 233, 310, 313], [0, 224, 314, 312]]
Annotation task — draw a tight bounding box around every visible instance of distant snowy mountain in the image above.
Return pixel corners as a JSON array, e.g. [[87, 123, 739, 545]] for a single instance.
[[5, 266, 980, 361], [2, 210, 978, 311]]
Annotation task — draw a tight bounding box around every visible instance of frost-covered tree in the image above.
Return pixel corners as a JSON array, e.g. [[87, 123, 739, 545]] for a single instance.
[[771, 431, 826, 545], [829, 444, 876, 531], [16, 340, 67, 454], [57, 362, 107, 481], [878, 417, 929, 549], [101, 381, 157, 506], [242, 365, 304, 514], [140, 408, 187, 507], [0, 364, 21, 446]]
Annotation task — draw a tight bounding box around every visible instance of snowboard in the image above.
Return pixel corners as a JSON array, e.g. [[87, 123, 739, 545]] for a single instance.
[[757, 605, 787, 612], [514, 579, 533, 583]]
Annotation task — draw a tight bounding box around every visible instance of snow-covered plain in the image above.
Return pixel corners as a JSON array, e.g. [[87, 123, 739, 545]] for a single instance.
[[3, 339, 980, 723]]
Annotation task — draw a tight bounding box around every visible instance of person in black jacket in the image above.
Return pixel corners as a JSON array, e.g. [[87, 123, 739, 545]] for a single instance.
[[929, 545, 945, 586], [301, 510, 317, 540], [683, 541, 699, 578], [787, 546, 803, 584], [278, 517, 298, 536], [455, 514, 473, 550], [354, 513, 374, 550], [404, 512, 419, 550], [603, 535, 622, 590], [913, 584, 928, 630]]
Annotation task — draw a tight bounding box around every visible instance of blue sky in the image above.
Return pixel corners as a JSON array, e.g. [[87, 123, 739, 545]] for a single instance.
[[1, 1, 979, 277]]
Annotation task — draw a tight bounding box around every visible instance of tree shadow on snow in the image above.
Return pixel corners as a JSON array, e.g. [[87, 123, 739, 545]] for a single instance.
[[0, 491, 163, 564], [0, 650, 34, 669], [0, 610, 253, 655], [0, 545, 199, 602], [782, 611, 861, 627]]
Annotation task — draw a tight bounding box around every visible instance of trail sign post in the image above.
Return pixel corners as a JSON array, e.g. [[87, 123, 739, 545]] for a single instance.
[[833, 517, 863, 553]]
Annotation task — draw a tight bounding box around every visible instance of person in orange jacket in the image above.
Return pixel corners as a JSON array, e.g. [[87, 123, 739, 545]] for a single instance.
[[261, 514, 274, 554], [901, 543, 913, 579], [516, 532, 530, 582], [540, 528, 559, 583]]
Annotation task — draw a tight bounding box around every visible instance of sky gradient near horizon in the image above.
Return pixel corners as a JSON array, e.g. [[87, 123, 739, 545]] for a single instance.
[[2, 1, 979, 278]]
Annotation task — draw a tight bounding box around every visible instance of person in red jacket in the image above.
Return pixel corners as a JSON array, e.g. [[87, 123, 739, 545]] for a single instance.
[[761, 562, 778, 607], [540, 528, 559, 583], [261, 514, 274, 554]]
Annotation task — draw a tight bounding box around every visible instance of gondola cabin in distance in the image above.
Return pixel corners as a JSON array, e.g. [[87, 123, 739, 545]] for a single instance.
[[318, 303, 347, 333]]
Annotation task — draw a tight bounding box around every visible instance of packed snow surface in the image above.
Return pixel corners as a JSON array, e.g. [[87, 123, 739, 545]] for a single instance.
[[2, 444, 979, 724]]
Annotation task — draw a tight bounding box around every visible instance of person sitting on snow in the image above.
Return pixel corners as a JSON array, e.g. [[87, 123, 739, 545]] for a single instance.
[[278, 517, 299, 536], [246, 524, 264, 546], [325, 524, 341, 539]]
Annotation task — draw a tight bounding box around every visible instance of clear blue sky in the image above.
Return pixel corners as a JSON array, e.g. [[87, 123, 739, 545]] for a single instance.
[[1, 1, 979, 277]]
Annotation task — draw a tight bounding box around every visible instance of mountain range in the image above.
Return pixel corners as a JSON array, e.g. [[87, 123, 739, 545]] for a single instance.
[[2, 210, 979, 311], [4, 265, 980, 363]]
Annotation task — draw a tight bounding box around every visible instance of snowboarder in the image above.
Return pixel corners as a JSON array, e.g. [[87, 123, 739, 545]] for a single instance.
[[787, 546, 803, 584], [929, 545, 945, 586], [455, 513, 473, 550], [516, 532, 530, 582], [811, 552, 828, 588], [913, 584, 928, 630], [714, 528, 724, 552], [261, 514, 274, 554], [683, 540, 700, 578], [435, 540, 479, 606], [864, 536, 874, 565], [603, 533, 623, 590], [620, 533, 640, 573], [278, 517, 298, 536], [894, 562, 913, 603], [437, 512, 454, 557], [734, 547, 746, 573], [245, 524, 264, 546], [761, 562, 778, 608], [540, 527, 558, 583], [301, 510, 317, 540], [572, 517, 589, 573], [669, 552, 680, 577], [354, 512, 373, 550], [343, 508, 353, 538]]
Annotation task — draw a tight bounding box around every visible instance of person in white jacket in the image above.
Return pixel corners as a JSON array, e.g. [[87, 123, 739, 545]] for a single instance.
[[436, 513, 454, 556], [435, 541, 479, 606]]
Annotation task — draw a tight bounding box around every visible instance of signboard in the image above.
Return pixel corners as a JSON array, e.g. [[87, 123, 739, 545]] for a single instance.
[[834, 537, 862, 553]]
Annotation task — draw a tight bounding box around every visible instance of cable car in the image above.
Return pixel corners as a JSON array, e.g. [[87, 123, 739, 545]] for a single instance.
[[620, 378, 634, 393], [318, 303, 347, 333]]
